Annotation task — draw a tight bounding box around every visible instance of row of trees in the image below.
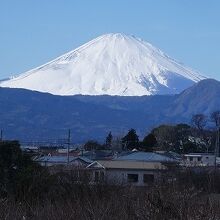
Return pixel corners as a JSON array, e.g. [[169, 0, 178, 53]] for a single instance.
[[84, 111, 220, 154], [191, 110, 220, 131], [84, 129, 157, 152]]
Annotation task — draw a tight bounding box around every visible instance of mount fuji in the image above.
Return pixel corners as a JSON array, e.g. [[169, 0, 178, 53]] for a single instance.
[[0, 33, 206, 96]]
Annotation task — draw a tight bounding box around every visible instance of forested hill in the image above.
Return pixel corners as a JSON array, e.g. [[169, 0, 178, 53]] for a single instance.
[[0, 79, 219, 142]]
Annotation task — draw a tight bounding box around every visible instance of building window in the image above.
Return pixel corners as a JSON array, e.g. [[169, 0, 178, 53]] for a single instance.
[[143, 174, 154, 183], [189, 157, 193, 161], [127, 174, 138, 183], [198, 157, 202, 162]]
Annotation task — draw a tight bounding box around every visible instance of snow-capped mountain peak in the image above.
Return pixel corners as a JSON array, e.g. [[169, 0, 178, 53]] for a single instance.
[[0, 33, 206, 96]]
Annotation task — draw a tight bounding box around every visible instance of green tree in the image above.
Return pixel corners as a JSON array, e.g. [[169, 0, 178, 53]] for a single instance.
[[152, 124, 198, 153], [0, 141, 42, 198], [84, 140, 103, 151], [105, 132, 113, 149], [121, 129, 139, 150], [141, 133, 157, 152], [152, 125, 176, 151]]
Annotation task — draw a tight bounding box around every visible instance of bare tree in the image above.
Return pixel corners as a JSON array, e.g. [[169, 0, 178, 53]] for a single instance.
[[211, 110, 220, 126], [111, 136, 123, 151], [191, 114, 207, 131], [211, 111, 220, 157]]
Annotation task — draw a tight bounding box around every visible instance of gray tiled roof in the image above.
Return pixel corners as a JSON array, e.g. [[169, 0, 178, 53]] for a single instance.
[[114, 152, 177, 162], [36, 156, 93, 164]]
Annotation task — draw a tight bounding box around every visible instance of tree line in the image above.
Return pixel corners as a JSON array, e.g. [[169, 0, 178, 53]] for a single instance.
[[84, 110, 220, 154]]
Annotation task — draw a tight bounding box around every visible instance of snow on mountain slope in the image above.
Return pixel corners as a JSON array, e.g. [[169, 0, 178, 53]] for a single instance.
[[0, 33, 206, 96]]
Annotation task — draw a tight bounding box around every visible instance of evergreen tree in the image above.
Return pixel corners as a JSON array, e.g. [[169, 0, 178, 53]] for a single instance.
[[0, 141, 42, 198], [141, 133, 157, 152], [105, 132, 113, 149], [121, 129, 139, 150], [84, 140, 103, 150]]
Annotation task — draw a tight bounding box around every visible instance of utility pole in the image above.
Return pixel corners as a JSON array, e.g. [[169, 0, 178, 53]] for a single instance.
[[67, 129, 71, 165], [0, 129, 2, 141], [217, 117, 220, 157], [214, 117, 220, 170]]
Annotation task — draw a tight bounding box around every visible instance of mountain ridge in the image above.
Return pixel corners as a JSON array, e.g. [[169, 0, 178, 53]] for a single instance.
[[0, 79, 219, 142]]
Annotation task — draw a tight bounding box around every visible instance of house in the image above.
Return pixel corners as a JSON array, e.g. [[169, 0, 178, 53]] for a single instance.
[[21, 145, 39, 153], [35, 155, 93, 167], [79, 150, 114, 160], [51, 148, 80, 157], [183, 153, 216, 167], [86, 151, 178, 186], [156, 151, 182, 161]]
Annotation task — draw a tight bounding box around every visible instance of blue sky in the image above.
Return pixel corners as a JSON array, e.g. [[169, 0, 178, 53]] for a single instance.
[[0, 0, 220, 80]]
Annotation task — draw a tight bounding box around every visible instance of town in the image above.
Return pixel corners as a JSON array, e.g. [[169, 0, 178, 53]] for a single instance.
[[1, 120, 220, 219], [7, 114, 220, 187]]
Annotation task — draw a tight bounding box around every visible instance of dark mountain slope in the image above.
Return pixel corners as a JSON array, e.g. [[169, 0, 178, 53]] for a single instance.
[[0, 79, 219, 142]]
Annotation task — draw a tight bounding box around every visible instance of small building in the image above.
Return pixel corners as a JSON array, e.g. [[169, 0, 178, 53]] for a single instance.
[[35, 155, 93, 167], [183, 153, 215, 167], [51, 148, 80, 157], [79, 150, 114, 160], [86, 151, 178, 186]]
